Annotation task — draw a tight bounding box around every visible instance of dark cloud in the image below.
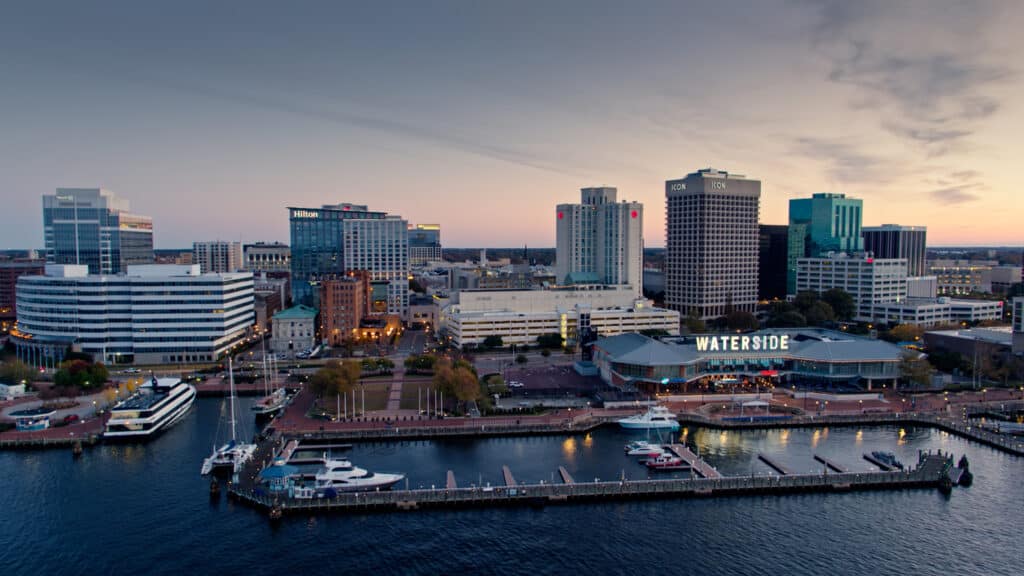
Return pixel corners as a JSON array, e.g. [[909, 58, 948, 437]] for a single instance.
[[789, 136, 898, 185]]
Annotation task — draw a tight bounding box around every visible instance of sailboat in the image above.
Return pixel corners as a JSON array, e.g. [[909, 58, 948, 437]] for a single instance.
[[252, 336, 289, 418], [201, 358, 257, 476]]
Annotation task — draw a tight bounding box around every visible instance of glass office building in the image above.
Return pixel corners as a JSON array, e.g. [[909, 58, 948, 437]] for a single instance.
[[289, 203, 409, 317], [43, 188, 154, 275], [787, 193, 863, 294]]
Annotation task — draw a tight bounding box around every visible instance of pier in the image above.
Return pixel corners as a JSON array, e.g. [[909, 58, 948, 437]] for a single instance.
[[863, 453, 897, 471], [558, 466, 575, 484], [667, 444, 721, 479], [813, 454, 848, 473], [228, 452, 958, 516], [758, 452, 794, 475], [502, 465, 517, 487], [447, 471, 457, 490]]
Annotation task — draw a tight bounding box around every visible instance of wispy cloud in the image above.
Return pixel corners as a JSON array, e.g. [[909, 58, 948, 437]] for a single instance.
[[789, 136, 899, 185]]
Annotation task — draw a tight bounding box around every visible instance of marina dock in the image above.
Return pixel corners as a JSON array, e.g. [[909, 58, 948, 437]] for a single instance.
[[558, 466, 575, 484], [502, 465, 517, 487], [758, 452, 795, 475], [667, 444, 721, 479], [447, 471, 457, 490], [813, 454, 848, 473], [229, 451, 959, 517], [863, 453, 897, 471]]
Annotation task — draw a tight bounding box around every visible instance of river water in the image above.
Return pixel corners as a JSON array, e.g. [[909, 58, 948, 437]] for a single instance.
[[1, 397, 1020, 575]]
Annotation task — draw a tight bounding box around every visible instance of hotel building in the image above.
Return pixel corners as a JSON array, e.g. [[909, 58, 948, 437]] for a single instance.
[[665, 169, 760, 320], [193, 241, 243, 273], [13, 264, 253, 366]]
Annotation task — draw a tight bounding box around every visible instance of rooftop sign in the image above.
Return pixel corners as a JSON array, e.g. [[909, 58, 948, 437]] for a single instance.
[[695, 334, 789, 353]]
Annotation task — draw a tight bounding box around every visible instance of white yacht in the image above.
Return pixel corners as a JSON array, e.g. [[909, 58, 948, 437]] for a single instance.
[[252, 387, 288, 417], [617, 405, 680, 431], [201, 359, 258, 476], [105, 376, 196, 439], [624, 440, 666, 457], [313, 458, 405, 493]]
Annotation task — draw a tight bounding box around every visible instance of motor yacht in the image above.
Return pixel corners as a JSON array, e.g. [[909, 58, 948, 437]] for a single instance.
[[313, 458, 405, 493], [617, 406, 680, 431], [624, 440, 666, 457], [104, 377, 196, 440]]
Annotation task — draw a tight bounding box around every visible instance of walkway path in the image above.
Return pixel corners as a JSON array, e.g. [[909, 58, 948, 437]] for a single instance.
[[386, 367, 405, 412]]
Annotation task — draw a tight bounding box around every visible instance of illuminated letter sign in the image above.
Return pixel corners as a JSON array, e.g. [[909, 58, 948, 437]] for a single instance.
[[292, 209, 319, 219], [695, 334, 790, 353], [670, 182, 686, 191], [710, 181, 726, 190]]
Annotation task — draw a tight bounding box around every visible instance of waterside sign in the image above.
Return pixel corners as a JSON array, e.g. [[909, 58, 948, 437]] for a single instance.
[[695, 334, 789, 353]]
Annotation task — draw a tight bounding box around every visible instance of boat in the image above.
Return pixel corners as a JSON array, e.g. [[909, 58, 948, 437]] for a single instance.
[[104, 376, 196, 439], [645, 453, 688, 470], [252, 387, 288, 417], [201, 358, 257, 476], [624, 440, 666, 457], [313, 458, 405, 493], [870, 451, 904, 470], [617, 406, 680, 431]]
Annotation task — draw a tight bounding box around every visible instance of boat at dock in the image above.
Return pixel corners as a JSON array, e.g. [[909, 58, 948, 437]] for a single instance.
[[624, 440, 666, 457], [644, 453, 688, 470], [252, 387, 288, 417], [870, 451, 904, 470], [201, 358, 257, 476], [617, 406, 680, 431], [314, 459, 405, 493], [104, 376, 196, 440]]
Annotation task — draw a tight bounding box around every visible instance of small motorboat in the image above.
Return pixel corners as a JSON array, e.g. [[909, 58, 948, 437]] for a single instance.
[[645, 453, 688, 470], [624, 440, 666, 457]]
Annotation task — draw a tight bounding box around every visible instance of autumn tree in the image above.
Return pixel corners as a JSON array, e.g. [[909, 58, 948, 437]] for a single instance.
[[899, 352, 933, 390]]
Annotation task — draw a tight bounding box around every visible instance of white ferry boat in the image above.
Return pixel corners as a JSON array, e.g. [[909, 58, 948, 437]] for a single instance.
[[104, 377, 196, 439]]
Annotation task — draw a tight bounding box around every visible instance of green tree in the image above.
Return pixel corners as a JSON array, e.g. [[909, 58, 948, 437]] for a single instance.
[[767, 301, 806, 327], [899, 352, 934, 389], [482, 335, 504, 349], [536, 333, 564, 349], [804, 301, 836, 326], [515, 354, 528, 365], [884, 324, 924, 343], [683, 309, 706, 334], [793, 291, 819, 315], [310, 360, 362, 398], [821, 288, 856, 321], [0, 360, 38, 384], [725, 311, 760, 331]]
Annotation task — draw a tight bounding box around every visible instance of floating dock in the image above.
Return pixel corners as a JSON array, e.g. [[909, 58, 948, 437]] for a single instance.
[[813, 454, 848, 473], [863, 453, 900, 471], [758, 452, 794, 475], [446, 471, 457, 490], [502, 465, 517, 487], [667, 444, 721, 479], [229, 451, 959, 516], [558, 466, 575, 484]]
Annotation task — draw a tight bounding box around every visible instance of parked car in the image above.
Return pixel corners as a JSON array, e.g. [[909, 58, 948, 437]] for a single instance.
[[62, 414, 80, 425]]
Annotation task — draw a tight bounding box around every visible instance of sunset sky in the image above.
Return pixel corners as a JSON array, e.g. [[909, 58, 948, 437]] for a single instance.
[[1, 1, 1021, 248]]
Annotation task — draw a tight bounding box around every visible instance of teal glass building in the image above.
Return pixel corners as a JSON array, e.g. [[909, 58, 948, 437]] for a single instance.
[[786, 193, 863, 294]]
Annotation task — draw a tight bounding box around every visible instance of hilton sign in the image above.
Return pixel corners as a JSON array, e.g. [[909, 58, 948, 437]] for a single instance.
[[695, 334, 790, 353], [291, 209, 320, 219]]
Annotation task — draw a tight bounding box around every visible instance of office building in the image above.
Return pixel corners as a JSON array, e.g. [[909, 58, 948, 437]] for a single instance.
[[408, 224, 442, 266], [796, 254, 907, 321], [1013, 297, 1024, 354], [555, 187, 643, 296], [665, 168, 760, 320], [441, 285, 679, 349], [289, 203, 409, 317], [244, 242, 291, 273], [0, 260, 45, 330], [12, 264, 253, 366], [319, 273, 370, 346], [787, 193, 863, 294], [758, 224, 788, 301], [862, 225, 927, 277], [43, 188, 154, 274], [868, 298, 1002, 326], [192, 241, 243, 273]]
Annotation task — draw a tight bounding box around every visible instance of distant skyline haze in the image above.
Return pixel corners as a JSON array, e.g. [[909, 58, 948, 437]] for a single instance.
[[1, 1, 1021, 248]]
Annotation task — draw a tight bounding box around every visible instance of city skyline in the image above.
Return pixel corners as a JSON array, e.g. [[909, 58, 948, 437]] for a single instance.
[[2, 2, 1023, 249]]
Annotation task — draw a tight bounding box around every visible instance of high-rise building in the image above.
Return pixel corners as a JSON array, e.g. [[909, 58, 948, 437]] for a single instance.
[[555, 187, 643, 296], [13, 264, 253, 366], [787, 193, 863, 294], [320, 272, 370, 346], [0, 260, 45, 330], [758, 224, 788, 301], [43, 188, 154, 275], [192, 241, 243, 273], [862, 225, 927, 277], [244, 242, 291, 273], [408, 224, 442, 266], [289, 203, 409, 317], [665, 169, 760, 320]]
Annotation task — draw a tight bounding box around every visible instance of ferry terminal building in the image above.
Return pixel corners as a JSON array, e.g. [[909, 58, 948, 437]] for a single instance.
[[592, 328, 908, 393]]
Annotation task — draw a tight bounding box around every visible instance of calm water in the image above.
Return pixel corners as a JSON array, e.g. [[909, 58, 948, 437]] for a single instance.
[[1, 398, 1021, 575]]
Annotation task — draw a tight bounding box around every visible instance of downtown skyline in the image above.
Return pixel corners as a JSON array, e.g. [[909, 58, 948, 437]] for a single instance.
[[1, 1, 1022, 249]]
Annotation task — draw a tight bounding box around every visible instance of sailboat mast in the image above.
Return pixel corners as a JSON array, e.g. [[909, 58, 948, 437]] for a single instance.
[[229, 357, 237, 441], [261, 335, 270, 395]]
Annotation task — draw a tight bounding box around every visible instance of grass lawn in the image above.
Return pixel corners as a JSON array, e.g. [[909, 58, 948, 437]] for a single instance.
[[399, 380, 436, 410], [321, 381, 391, 415]]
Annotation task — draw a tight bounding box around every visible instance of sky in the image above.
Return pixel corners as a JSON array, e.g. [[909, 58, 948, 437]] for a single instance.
[[0, 1, 1021, 249]]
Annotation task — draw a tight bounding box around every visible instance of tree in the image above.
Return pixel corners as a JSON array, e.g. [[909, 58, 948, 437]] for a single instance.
[[804, 301, 835, 326], [0, 360, 37, 384], [899, 352, 933, 389], [408, 278, 427, 293], [536, 333, 564, 349], [821, 288, 856, 321], [310, 360, 361, 398], [452, 366, 480, 405], [482, 335, 504, 349], [767, 301, 806, 328], [640, 329, 670, 338], [515, 354, 528, 365], [541, 349, 551, 358], [725, 311, 759, 331], [793, 291, 819, 315], [884, 324, 924, 343], [53, 360, 108, 389], [683, 309, 706, 334]]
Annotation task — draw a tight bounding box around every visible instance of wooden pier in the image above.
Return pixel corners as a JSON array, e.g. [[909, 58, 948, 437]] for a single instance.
[[667, 444, 721, 479], [446, 471, 457, 490], [228, 452, 958, 517], [502, 465, 517, 487], [558, 466, 575, 484], [813, 454, 848, 473], [863, 453, 897, 471], [758, 452, 794, 475]]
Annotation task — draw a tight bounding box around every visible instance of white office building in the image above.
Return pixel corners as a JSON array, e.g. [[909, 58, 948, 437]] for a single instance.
[[440, 285, 679, 349], [244, 242, 291, 272], [555, 187, 643, 297], [1013, 297, 1024, 354], [796, 254, 908, 321], [193, 241, 243, 273], [665, 169, 760, 320], [343, 216, 409, 318], [868, 298, 1002, 327], [13, 264, 253, 366]]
